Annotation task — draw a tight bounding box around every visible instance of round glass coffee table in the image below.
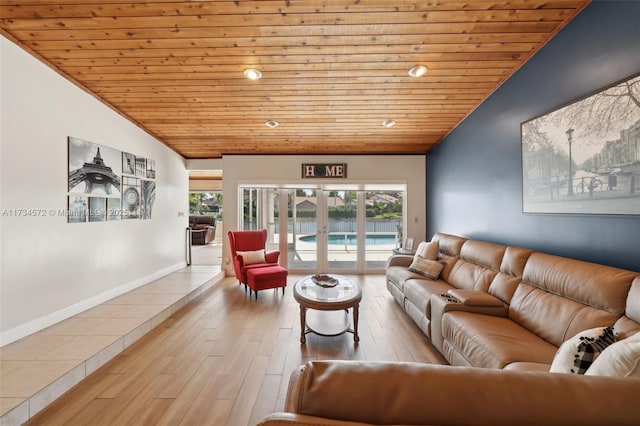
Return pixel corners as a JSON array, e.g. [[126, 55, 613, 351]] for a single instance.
[[293, 274, 362, 343]]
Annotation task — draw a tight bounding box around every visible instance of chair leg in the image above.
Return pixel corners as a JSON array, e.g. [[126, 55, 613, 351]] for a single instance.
[[282, 287, 285, 295], [255, 290, 258, 300]]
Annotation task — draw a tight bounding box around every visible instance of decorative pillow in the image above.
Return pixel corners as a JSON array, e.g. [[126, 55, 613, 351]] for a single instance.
[[236, 249, 266, 265], [585, 331, 640, 377], [549, 326, 616, 374], [414, 240, 439, 260], [408, 257, 445, 280]]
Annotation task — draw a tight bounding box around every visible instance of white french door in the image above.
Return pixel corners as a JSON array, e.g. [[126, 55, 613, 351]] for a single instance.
[[239, 184, 405, 274]]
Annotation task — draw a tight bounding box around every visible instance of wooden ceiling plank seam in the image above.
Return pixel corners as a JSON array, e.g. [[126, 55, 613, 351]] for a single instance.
[[0, 2, 587, 19], [6, 29, 552, 44], [0, 9, 576, 27], [0, 17, 567, 33], [23, 39, 542, 54], [0, 1, 587, 10]]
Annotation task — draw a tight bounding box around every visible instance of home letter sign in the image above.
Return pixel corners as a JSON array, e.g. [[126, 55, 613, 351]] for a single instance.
[[302, 163, 348, 178]]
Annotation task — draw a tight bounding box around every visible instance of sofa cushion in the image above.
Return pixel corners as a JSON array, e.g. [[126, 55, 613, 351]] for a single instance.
[[499, 246, 533, 278], [460, 240, 506, 272], [403, 278, 453, 320], [408, 258, 444, 280], [585, 331, 640, 378], [441, 311, 557, 369], [625, 277, 640, 323], [447, 259, 499, 292], [550, 326, 615, 375], [386, 266, 425, 293], [415, 240, 439, 260], [509, 283, 620, 348], [488, 272, 522, 304], [236, 249, 266, 265], [522, 252, 634, 317], [431, 232, 466, 257], [442, 240, 504, 293]]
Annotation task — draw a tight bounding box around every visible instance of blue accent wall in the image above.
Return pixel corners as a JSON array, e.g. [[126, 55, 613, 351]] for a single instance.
[[426, 1, 640, 271]]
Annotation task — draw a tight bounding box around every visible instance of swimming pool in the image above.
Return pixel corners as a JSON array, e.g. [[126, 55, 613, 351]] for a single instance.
[[299, 233, 396, 246]]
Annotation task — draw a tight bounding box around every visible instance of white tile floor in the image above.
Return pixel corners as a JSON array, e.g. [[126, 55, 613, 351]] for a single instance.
[[0, 264, 224, 426]]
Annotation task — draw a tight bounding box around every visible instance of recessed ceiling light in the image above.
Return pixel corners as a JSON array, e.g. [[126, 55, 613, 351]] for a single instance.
[[408, 65, 428, 77], [243, 68, 262, 80], [265, 120, 279, 128], [382, 119, 396, 128]]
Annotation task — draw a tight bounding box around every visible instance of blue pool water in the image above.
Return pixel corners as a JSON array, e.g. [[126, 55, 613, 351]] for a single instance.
[[300, 233, 395, 246]]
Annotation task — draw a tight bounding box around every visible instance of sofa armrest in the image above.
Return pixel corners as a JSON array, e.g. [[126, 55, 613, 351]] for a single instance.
[[386, 254, 413, 268], [429, 292, 508, 352], [448, 289, 504, 307], [272, 360, 640, 426]]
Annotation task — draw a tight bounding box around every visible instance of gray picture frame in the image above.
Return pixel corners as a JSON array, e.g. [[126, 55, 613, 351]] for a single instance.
[[521, 73, 640, 215], [67, 137, 156, 223]]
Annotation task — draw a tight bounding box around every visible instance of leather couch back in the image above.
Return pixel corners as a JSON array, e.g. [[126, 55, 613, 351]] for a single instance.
[[189, 215, 216, 226], [446, 240, 506, 292], [488, 246, 534, 304], [432, 232, 467, 257], [432, 232, 467, 283], [510, 252, 637, 346]]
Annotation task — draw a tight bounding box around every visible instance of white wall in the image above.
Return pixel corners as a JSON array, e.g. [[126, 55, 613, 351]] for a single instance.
[[222, 154, 426, 274], [0, 37, 189, 345]]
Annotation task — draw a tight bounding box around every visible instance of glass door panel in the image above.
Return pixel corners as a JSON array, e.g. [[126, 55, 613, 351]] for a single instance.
[[286, 189, 320, 271], [240, 187, 259, 230], [240, 187, 278, 253], [327, 190, 358, 271], [364, 190, 404, 270]]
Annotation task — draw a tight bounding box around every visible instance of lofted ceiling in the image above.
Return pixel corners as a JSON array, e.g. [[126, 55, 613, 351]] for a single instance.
[[1, 0, 589, 159]]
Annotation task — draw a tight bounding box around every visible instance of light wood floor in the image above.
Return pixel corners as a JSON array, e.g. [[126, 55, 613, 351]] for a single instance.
[[26, 274, 445, 426]]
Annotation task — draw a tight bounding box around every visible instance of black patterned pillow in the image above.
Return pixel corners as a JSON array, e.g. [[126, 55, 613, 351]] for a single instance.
[[550, 326, 616, 374]]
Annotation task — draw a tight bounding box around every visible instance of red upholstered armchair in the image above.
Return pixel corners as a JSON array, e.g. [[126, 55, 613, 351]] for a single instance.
[[228, 230, 281, 285]]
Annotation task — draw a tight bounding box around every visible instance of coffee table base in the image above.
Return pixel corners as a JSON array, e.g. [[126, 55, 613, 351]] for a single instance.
[[299, 305, 360, 344]]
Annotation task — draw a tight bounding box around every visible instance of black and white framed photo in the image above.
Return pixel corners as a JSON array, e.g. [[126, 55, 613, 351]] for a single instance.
[[122, 152, 136, 175], [68, 195, 87, 223], [107, 197, 121, 221], [141, 180, 156, 219], [122, 176, 141, 219], [68, 137, 121, 197], [135, 156, 146, 177], [146, 159, 156, 179], [521, 73, 640, 215], [89, 197, 106, 222]]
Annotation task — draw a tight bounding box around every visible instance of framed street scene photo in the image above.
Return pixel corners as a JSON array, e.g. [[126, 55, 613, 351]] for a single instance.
[[521, 73, 640, 215]]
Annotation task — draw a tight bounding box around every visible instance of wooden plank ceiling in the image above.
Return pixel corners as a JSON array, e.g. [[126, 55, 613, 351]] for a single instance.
[[1, 0, 589, 159]]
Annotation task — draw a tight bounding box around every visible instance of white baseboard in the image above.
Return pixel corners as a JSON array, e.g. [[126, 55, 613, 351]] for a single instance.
[[0, 261, 187, 347]]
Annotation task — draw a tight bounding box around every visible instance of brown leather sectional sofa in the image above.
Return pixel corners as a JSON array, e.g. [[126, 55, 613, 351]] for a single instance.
[[386, 232, 640, 370], [259, 360, 640, 425], [258, 233, 640, 425]]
